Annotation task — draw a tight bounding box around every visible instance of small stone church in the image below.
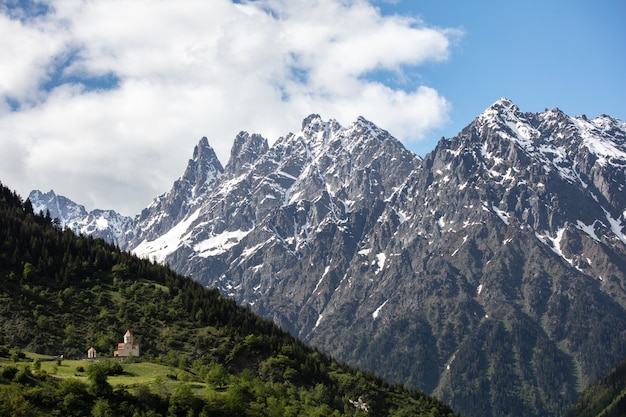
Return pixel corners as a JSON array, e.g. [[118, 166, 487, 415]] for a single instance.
[[114, 330, 140, 358]]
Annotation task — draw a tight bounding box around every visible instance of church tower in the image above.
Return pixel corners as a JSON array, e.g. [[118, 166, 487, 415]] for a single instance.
[[115, 330, 139, 357]]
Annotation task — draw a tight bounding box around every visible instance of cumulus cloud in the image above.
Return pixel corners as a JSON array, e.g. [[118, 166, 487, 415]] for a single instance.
[[0, 0, 459, 214]]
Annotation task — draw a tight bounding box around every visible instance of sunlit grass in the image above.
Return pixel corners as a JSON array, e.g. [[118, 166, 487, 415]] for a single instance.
[[1, 352, 208, 396]]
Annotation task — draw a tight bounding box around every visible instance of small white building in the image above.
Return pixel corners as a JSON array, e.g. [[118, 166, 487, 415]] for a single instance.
[[114, 330, 139, 358], [87, 347, 97, 359]]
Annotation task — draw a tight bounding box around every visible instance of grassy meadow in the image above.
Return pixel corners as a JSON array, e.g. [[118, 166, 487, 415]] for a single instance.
[[1, 351, 208, 396]]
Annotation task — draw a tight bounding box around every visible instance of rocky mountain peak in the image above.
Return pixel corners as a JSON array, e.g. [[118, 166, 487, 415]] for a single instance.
[[301, 113, 324, 131], [183, 137, 223, 197], [128, 137, 225, 247], [298, 114, 331, 152], [573, 114, 626, 162], [28, 189, 87, 225], [294, 114, 390, 160], [28, 189, 132, 244], [193, 136, 219, 163], [480, 96, 521, 121], [347, 115, 391, 143], [465, 98, 538, 157], [226, 131, 269, 176]]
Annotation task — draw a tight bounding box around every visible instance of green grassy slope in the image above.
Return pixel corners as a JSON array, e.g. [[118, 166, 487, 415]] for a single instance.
[[0, 182, 459, 416], [565, 356, 626, 417]]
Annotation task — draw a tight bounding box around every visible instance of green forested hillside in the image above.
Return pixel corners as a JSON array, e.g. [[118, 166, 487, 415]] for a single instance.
[[0, 182, 459, 416], [565, 356, 626, 417]]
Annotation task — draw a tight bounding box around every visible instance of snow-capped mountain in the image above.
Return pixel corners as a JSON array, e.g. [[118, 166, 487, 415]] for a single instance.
[[127, 114, 418, 268], [30, 98, 626, 417], [124, 137, 224, 250], [28, 189, 133, 244]]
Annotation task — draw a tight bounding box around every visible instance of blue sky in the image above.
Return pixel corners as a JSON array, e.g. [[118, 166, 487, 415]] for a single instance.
[[0, 0, 624, 214]]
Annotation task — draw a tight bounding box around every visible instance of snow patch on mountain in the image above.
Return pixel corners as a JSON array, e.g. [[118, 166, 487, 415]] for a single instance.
[[576, 220, 600, 242], [492, 204, 510, 225], [602, 208, 626, 245], [313, 266, 331, 294], [194, 229, 251, 258], [372, 299, 388, 319], [573, 116, 626, 166], [133, 208, 202, 263], [535, 227, 581, 269], [374, 253, 387, 274]]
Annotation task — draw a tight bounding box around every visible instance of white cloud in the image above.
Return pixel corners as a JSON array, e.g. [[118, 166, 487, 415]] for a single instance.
[[0, 0, 459, 215], [0, 11, 67, 102]]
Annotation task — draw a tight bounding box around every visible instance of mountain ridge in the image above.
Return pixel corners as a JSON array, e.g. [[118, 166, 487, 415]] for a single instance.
[[28, 189, 133, 244], [28, 98, 626, 417]]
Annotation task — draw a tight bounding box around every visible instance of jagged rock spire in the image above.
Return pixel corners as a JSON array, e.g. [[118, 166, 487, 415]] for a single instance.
[[183, 137, 224, 198], [226, 132, 269, 176]]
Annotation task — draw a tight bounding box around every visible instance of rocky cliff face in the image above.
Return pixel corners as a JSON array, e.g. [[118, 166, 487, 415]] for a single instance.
[[30, 99, 626, 417], [359, 98, 626, 416]]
